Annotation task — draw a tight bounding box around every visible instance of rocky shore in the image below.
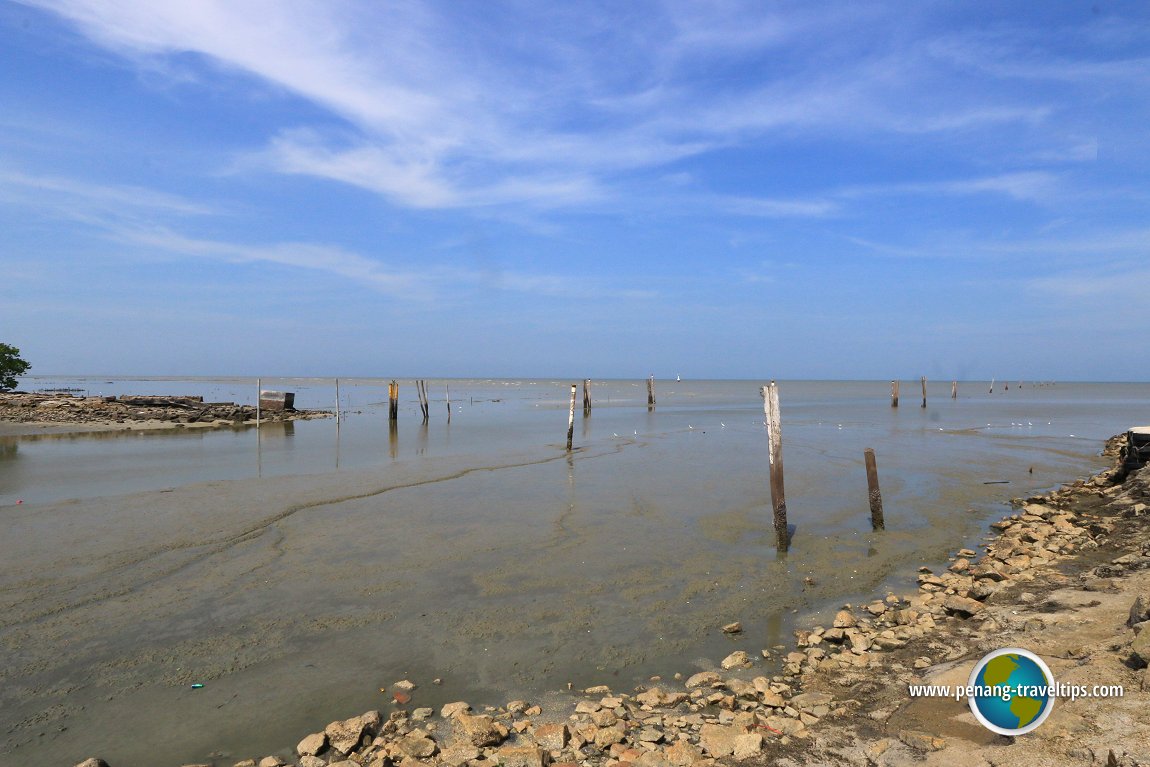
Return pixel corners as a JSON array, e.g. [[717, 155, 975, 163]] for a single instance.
[[0, 392, 330, 432], [73, 435, 1150, 767]]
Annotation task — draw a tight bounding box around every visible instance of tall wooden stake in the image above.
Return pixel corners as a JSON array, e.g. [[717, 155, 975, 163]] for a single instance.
[[647, 375, 656, 410], [951, 380, 957, 399], [446, 383, 451, 422], [335, 378, 341, 425], [764, 381, 788, 552], [256, 377, 261, 428], [583, 379, 591, 416], [989, 378, 995, 394], [920, 376, 927, 408], [417, 380, 429, 421], [864, 448, 884, 531], [891, 380, 899, 408], [566, 384, 576, 451], [388, 380, 399, 423]]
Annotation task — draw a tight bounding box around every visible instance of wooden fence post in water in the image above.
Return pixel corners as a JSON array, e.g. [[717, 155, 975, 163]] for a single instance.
[[891, 380, 899, 408], [583, 379, 591, 416], [951, 380, 957, 400], [388, 380, 399, 423], [446, 383, 451, 422], [335, 378, 341, 426], [256, 377, 261, 428], [417, 380, 430, 421], [763, 381, 789, 552], [921, 376, 927, 408], [647, 375, 656, 410], [864, 448, 884, 531], [567, 384, 577, 451]]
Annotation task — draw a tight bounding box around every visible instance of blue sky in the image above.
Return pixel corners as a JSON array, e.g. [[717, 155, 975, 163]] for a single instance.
[[2, 1, 1148, 380]]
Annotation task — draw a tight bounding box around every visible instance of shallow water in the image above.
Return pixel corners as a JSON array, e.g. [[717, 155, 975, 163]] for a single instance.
[[0, 377, 1143, 766]]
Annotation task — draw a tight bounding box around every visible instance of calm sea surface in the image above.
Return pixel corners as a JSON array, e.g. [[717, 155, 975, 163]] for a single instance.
[[1, 377, 1146, 766]]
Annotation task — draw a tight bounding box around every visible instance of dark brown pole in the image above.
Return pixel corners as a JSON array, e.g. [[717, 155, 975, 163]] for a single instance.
[[389, 380, 398, 423], [951, 380, 957, 399], [891, 380, 899, 408], [566, 384, 576, 451], [920, 376, 927, 408], [583, 379, 591, 416], [446, 383, 451, 422], [864, 448, 884, 531], [647, 375, 656, 410], [764, 381, 788, 552]]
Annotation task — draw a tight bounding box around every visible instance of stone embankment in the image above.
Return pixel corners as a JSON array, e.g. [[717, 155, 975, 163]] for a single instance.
[[0, 392, 328, 428], [75, 436, 1150, 767]]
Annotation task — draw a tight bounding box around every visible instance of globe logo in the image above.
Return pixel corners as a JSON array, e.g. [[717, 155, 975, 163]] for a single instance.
[[968, 648, 1055, 735]]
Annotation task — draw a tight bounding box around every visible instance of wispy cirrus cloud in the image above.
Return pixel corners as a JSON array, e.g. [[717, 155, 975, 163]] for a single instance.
[[20, 0, 1071, 213]]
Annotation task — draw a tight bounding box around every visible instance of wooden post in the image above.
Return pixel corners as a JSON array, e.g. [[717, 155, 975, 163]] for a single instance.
[[389, 380, 399, 422], [446, 383, 451, 422], [417, 380, 429, 421], [951, 380, 957, 399], [647, 375, 656, 410], [763, 381, 788, 552], [989, 378, 994, 394], [920, 376, 927, 408], [864, 448, 884, 530], [891, 380, 899, 408], [583, 379, 591, 416], [335, 378, 341, 425], [256, 377, 261, 428], [566, 383, 576, 451]]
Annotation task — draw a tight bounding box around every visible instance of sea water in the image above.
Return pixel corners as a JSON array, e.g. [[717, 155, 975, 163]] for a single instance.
[[0, 377, 1145, 766]]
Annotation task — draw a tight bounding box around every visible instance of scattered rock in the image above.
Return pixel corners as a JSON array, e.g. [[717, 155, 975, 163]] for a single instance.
[[454, 714, 509, 747], [440, 701, 471, 718], [720, 650, 750, 669], [296, 732, 327, 757], [721, 621, 743, 634], [899, 730, 946, 751]]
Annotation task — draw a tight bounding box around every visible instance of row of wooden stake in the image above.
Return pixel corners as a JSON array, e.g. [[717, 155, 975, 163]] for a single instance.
[[890, 377, 960, 408]]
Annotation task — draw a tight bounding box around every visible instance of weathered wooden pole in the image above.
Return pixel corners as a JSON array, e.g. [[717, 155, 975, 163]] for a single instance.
[[951, 380, 957, 399], [989, 378, 995, 394], [566, 384, 577, 451], [418, 380, 430, 421], [256, 377, 261, 428], [446, 383, 451, 422], [335, 378, 341, 425], [891, 380, 899, 408], [920, 376, 927, 408], [388, 380, 399, 422], [583, 379, 591, 416], [864, 448, 884, 531], [763, 381, 788, 552], [647, 375, 656, 410]]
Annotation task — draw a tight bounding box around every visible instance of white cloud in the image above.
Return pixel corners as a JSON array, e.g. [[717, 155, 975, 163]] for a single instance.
[[22, 0, 1068, 212]]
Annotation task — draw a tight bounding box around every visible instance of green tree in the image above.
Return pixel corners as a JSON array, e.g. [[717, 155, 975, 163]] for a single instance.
[[0, 343, 31, 391]]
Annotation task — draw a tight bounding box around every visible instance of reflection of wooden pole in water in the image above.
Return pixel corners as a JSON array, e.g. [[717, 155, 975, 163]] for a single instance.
[[388, 380, 399, 422], [763, 381, 788, 552], [583, 379, 591, 416], [566, 384, 577, 451], [647, 375, 655, 410], [921, 376, 927, 408], [951, 380, 957, 399], [864, 448, 884, 530], [389, 419, 398, 460], [891, 380, 899, 408]]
